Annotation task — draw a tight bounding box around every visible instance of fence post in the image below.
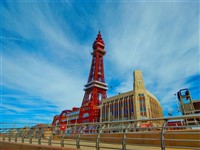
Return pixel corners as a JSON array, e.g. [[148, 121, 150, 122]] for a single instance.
[[38, 136, 41, 145], [8, 129, 12, 142], [76, 125, 86, 149], [21, 136, 25, 143], [3, 129, 8, 141], [8, 135, 11, 141], [36, 126, 44, 145], [37, 128, 42, 145], [3, 134, 5, 141], [61, 132, 65, 147], [96, 124, 105, 150], [14, 135, 17, 142], [122, 123, 131, 150], [29, 136, 32, 144], [14, 129, 19, 142], [48, 136, 52, 146], [161, 119, 168, 150]]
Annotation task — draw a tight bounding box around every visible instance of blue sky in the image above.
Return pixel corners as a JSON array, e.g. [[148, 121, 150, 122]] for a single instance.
[[1, 1, 199, 127]]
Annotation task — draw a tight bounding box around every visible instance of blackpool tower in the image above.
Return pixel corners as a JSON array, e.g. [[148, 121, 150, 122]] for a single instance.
[[78, 31, 108, 123]]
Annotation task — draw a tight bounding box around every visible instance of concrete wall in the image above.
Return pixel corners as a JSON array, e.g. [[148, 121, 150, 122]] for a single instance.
[[97, 130, 200, 148], [73, 129, 200, 148], [1, 129, 199, 149], [0, 141, 76, 150]]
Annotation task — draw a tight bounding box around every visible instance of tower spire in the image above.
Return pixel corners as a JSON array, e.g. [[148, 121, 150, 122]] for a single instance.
[[78, 32, 107, 123], [93, 31, 105, 51]]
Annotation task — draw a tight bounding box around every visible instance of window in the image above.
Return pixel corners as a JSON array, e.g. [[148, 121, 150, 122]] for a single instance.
[[139, 93, 147, 117], [105, 103, 109, 121], [98, 93, 103, 100], [119, 100, 122, 119], [109, 102, 112, 120], [98, 77, 102, 82], [88, 93, 92, 100], [115, 101, 118, 119], [102, 105, 105, 121], [129, 95, 134, 119], [124, 99, 128, 118]]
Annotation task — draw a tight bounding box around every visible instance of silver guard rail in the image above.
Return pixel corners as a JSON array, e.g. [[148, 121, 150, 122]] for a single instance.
[[0, 114, 200, 150]]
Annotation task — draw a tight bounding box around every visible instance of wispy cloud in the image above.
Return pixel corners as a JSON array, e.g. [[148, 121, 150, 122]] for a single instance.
[[102, 2, 199, 116], [1, 104, 27, 113], [2, 2, 93, 113]]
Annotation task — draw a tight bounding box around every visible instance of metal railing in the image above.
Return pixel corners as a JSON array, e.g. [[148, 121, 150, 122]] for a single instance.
[[0, 114, 200, 150]]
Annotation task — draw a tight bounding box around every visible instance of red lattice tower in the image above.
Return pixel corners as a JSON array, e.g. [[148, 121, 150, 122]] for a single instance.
[[78, 31, 107, 123]]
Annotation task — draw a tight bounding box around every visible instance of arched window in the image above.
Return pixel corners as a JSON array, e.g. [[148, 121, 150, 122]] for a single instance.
[[83, 113, 89, 118], [56, 120, 59, 125]]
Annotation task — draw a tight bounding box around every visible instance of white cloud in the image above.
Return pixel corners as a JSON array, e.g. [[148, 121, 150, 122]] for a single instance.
[[3, 52, 86, 111]]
